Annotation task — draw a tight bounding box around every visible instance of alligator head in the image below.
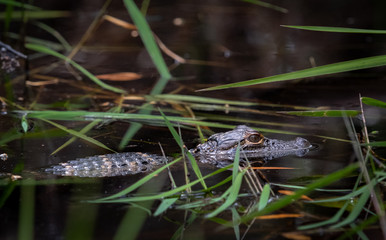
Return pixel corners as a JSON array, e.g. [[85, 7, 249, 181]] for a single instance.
[[191, 125, 312, 167]]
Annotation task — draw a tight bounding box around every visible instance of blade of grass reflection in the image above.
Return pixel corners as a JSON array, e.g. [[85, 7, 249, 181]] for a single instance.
[[113, 176, 166, 240], [231, 207, 241, 240], [65, 185, 100, 240], [25, 43, 126, 94], [18, 178, 35, 240], [41, 119, 116, 153], [170, 212, 197, 240], [122, 0, 171, 79], [119, 77, 170, 150]]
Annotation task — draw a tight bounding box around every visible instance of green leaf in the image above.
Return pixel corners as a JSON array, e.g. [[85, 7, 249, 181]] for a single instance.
[[21, 115, 28, 133], [362, 141, 386, 147], [282, 110, 360, 117], [362, 97, 386, 108], [25, 43, 126, 94], [123, 0, 171, 79], [198, 55, 386, 91], [282, 25, 386, 34]]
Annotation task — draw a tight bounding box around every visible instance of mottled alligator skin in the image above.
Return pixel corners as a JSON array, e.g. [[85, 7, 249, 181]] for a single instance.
[[43, 125, 312, 177]]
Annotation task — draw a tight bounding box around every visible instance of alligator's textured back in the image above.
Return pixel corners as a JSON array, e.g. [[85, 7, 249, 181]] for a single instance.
[[43, 152, 169, 177]]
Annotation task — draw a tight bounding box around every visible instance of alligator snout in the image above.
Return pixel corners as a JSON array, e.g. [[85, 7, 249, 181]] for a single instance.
[[295, 137, 312, 149]]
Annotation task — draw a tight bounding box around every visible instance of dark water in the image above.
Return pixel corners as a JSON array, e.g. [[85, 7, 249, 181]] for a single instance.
[[1, 0, 385, 239]]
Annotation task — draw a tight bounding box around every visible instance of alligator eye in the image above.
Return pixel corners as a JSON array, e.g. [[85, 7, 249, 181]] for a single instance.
[[247, 134, 263, 143]]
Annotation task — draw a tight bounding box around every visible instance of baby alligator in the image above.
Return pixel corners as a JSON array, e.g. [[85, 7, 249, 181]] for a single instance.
[[43, 125, 312, 177]]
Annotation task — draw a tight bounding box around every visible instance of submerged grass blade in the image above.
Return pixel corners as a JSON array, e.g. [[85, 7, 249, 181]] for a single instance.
[[282, 25, 386, 34], [25, 43, 126, 94], [243, 0, 288, 13], [50, 120, 102, 155], [153, 198, 178, 216], [41, 119, 116, 153], [123, 0, 171, 79], [282, 110, 360, 117], [198, 55, 386, 91]]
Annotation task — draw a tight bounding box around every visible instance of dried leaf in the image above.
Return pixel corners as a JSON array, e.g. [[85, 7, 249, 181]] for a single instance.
[[96, 72, 143, 81], [256, 213, 304, 220], [278, 190, 313, 201], [282, 232, 311, 240]]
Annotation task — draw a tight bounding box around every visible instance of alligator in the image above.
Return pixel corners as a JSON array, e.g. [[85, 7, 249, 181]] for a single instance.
[[43, 125, 312, 177]]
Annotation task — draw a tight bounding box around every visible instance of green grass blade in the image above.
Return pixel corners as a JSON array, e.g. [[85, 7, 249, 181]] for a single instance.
[[258, 184, 271, 211], [149, 94, 257, 106], [123, 0, 171, 79], [198, 55, 386, 91], [206, 170, 245, 218], [309, 179, 377, 203], [232, 143, 241, 183], [282, 25, 386, 34], [239, 163, 359, 223], [33, 21, 72, 51], [282, 110, 360, 117], [153, 198, 178, 216], [92, 157, 181, 202], [363, 141, 386, 147], [159, 108, 207, 189], [362, 97, 386, 108], [298, 201, 350, 230], [91, 165, 232, 203], [330, 188, 371, 229], [41, 119, 116, 153], [25, 43, 126, 94], [50, 120, 102, 155]]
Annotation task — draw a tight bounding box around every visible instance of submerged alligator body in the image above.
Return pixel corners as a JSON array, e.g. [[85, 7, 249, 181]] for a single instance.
[[44, 125, 312, 177]]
